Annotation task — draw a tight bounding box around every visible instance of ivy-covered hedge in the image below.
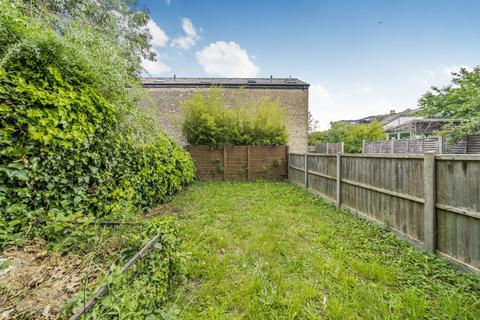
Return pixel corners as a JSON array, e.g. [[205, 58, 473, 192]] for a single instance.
[[0, 2, 194, 247]]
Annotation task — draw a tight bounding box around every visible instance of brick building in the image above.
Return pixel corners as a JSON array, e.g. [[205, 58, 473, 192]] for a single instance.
[[141, 77, 309, 152]]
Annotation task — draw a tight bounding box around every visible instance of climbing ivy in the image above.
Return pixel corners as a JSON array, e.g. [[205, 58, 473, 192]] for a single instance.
[[0, 1, 195, 248]]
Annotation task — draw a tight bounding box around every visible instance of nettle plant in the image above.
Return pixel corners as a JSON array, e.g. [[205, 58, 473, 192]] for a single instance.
[[182, 88, 288, 146], [0, 2, 195, 248]]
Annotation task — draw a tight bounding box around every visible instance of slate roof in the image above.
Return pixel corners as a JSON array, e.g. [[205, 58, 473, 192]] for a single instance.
[[141, 77, 309, 89]]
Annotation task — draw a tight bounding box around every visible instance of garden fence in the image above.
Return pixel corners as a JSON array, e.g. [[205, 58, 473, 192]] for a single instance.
[[308, 142, 344, 154], [288, 152, 480, 273], [186, 145, 288, 181], [363, 134, 480, 154]]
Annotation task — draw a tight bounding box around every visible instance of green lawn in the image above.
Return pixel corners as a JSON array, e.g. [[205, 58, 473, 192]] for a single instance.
[[163, 181, 479, 319]]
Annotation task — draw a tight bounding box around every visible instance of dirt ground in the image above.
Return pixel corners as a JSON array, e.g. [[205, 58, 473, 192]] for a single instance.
[[0, 239, 101, 320]]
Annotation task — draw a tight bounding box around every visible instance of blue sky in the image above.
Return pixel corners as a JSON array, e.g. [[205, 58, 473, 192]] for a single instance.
[[139, 0, 479, 129]]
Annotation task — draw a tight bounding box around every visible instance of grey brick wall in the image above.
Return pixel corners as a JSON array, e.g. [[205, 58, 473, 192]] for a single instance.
[[141, 87, 308, 153]]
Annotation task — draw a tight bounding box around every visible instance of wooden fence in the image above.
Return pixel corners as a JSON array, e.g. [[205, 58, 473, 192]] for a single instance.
[[288, 152, 480, 272], [363, 134, 480, 154], [186, 145, 288, 181], [308, 142, 344, 154]]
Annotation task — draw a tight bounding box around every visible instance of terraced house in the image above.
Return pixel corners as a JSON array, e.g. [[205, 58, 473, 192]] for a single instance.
[[142, 77, 310, 152]]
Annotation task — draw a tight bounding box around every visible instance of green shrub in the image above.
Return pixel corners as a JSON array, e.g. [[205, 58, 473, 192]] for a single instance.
[[309, 121, 385, 153], [0, 1, 194, 248], [182, 88, 288, 146]]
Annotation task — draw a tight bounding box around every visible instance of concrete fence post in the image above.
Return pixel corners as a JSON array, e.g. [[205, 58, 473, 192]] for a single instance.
[[424, 152, 436, 252], [304, 153, 308, 188], [336, 153, 342, 208]]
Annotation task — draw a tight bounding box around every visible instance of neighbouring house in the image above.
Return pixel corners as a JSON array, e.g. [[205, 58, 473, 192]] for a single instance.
[[141, 77, 310, 152], [385, 118, 462, 140], [334, 108, 418, 127], [336, 108, 460, 140]]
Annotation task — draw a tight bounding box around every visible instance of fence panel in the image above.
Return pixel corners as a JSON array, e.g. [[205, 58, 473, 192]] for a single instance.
[[288, 153, 306, 186], [289, 152, 480, 272], [364, 135, 480, 155], [307, 155, 337, 200], [186, 145, 287, 181], [308, 142, 344, 154], [436, 157, 480, 268], [341, 155, 425, 242]]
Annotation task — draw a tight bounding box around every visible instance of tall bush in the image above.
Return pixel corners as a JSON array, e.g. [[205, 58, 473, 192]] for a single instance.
[[309, 121, 385, 153], [182, 88, 288, 146], [0, 1, 194, 247]]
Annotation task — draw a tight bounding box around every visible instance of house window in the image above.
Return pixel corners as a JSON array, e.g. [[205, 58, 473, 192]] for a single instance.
[[388, 132, 411, 140]]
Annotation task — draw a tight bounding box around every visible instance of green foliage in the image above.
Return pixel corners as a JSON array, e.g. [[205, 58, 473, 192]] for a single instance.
[[418, 66, 480, 142], [21, 0, 156, 73], [162, 181, 480, 319], [65, 215, 185, 319], [309, 121, 385, 153], [182, 88, 288, 146], [0, 1, 194, 248]]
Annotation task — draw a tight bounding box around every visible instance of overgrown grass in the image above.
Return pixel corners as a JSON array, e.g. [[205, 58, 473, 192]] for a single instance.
[[163, 181, 480, 319]]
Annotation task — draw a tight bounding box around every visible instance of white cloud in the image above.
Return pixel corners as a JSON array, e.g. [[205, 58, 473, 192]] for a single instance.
[[147, 19, 169, 47], [142, 20, 170, 75], [353, 87, 372, 94], [171, 18, 199, 50], [142, 48, 170, 75], [419, 65, 472, 89], [196, 41, 259, 77], [309, 84, 336, 130]]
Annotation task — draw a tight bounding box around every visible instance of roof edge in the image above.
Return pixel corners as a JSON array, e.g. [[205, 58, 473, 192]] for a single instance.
[[141, 77, 310, 89]]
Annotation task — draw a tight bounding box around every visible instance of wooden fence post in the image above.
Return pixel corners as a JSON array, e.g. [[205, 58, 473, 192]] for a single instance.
[[304, 153, 308, 188], [391, 139, 395, 154], [326, 143, 330, 154], [424, 152, 436, 252], [362, 140, 366, 154], [247, 146, 251, 180], [223, 146, 227, 181], [286, 146, 290, 180], [341, 142, 345, 153], [336, 153, 342, 208]]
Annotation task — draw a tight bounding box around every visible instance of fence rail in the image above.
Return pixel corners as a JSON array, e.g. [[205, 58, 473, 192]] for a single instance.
[[308, 142, 344, 154], [288, 152, 480, 273], [363, 134, 480, 154]]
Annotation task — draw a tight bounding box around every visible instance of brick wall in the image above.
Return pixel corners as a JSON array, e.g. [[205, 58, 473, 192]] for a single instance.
[[185, 145, 288, 181], [142, 87, 308, 153]]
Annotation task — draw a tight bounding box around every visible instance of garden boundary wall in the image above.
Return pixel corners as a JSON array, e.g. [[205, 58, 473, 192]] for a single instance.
[[289, 152, 480, 273], [186, 145, 288, 181]]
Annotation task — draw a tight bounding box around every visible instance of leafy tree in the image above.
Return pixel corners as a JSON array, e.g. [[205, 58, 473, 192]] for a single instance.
[[309, 121, 385, 153], [182, 88, 288, 146], [418, 66, 480, 142], [21, 0, 155, 75], [308, 111, 319, 132]]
